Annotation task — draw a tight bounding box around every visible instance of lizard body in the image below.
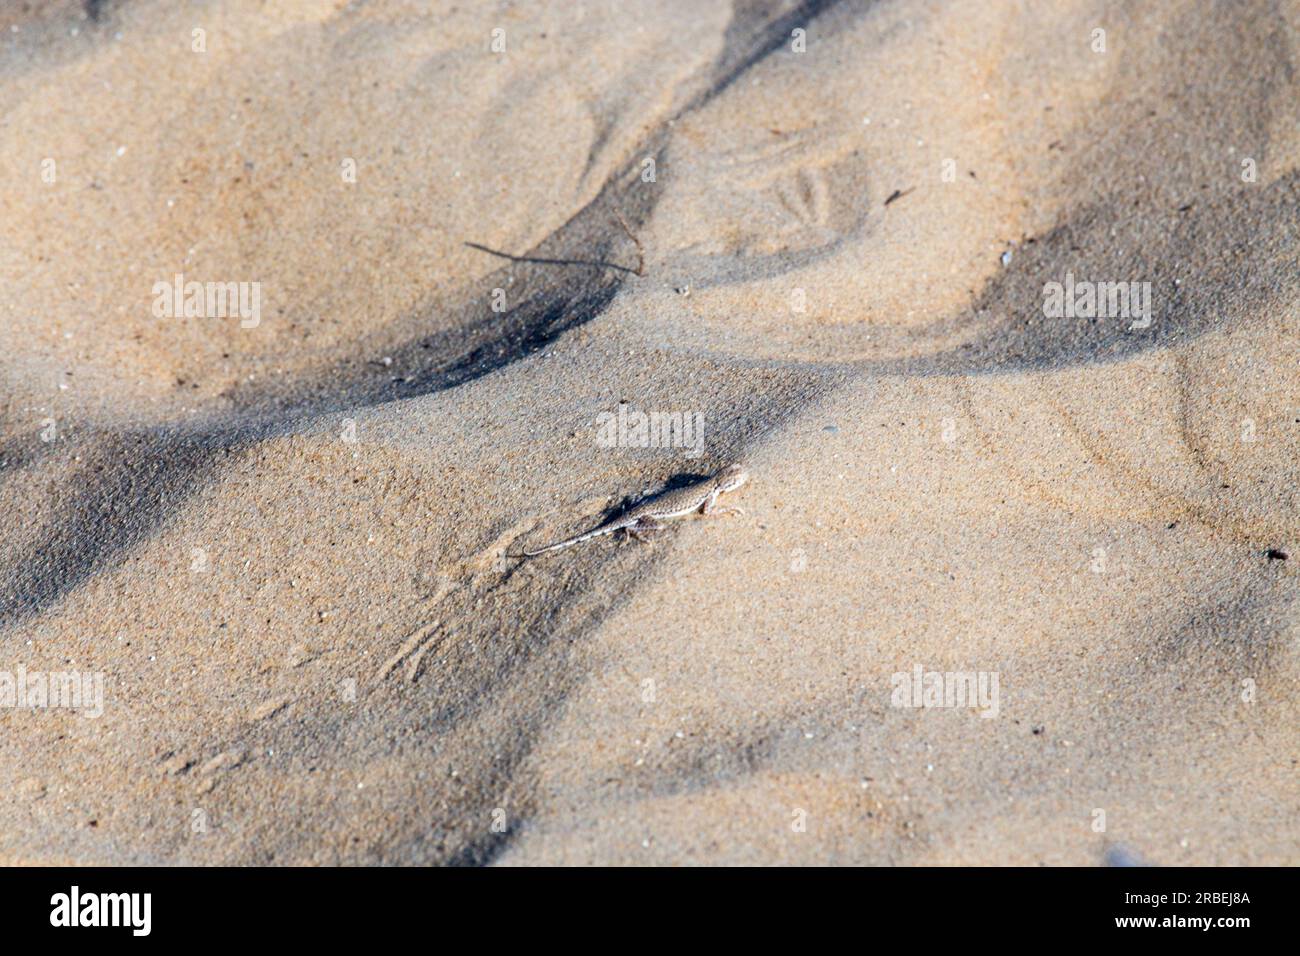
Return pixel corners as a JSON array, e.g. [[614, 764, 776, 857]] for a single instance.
[[518, 463, 749, 557]]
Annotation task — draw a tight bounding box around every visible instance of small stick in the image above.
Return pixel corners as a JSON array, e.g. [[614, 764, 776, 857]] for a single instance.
[[612, 209, 646, 277], [464, 241, 641, 276]]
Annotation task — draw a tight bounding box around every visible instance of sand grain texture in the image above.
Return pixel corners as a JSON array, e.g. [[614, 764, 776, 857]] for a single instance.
[[1, 0, 1297, 865]]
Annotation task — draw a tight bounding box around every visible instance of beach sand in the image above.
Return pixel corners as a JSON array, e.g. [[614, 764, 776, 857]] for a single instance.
[[1, 0, 1296, 864]]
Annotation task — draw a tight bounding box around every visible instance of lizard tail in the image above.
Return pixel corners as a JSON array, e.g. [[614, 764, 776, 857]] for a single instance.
[[520, 525, 618, 557]]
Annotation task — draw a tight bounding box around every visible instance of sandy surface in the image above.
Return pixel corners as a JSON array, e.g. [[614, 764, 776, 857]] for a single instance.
[[1, 0, 1296, 865]]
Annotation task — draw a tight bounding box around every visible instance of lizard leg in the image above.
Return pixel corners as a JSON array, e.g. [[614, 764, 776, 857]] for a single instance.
[[703, 493, 744, 517], [628, 516, 666, 542]]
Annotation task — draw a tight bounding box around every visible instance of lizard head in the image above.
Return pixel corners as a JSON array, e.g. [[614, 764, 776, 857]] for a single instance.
[[716, 462, 749, 492]]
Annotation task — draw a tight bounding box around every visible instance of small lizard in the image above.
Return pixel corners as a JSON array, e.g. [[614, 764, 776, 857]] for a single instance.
[[516, 463, 749, 558]]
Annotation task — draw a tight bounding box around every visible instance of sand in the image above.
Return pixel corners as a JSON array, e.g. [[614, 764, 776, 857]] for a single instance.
[[0, 0, 1296, 865]]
